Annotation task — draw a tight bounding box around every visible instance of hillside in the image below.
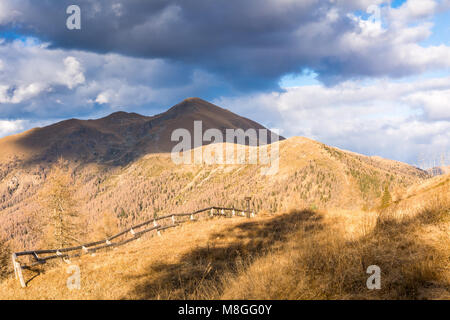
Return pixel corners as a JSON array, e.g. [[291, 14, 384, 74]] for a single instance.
[[0, 136, 428, 251], [0, 175, 447, 299], [0, 98, 429, 252]]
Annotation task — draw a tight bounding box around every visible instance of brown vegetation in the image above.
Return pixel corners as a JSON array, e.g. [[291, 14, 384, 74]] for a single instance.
[[0, 175, 447, 299], [0, 137, 427, 252], [0, 99, 428, 252], [36, 159, 82, 248], [0, 237, 11, 280]]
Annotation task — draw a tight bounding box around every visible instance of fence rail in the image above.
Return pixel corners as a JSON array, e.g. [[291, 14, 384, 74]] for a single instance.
[[12, 206, 255, 288]]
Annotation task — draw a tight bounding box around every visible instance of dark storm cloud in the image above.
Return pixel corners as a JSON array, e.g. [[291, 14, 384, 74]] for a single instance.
[[2, 0, 449, 89], [1, 0, 363, 89]]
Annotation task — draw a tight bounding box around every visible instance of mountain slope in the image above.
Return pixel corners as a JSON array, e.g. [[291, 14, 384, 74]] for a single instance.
[[0, 97, 429, 252], [0, 138, 428, 251], [0, 97, 281, 166], [1, 175, 447, 299]]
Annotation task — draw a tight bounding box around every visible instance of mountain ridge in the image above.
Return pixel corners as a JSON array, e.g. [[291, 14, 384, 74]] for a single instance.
[[0, 97, 282, 166]]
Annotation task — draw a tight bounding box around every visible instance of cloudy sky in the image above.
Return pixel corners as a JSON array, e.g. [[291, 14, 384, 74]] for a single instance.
[[0, 0, 449, 167]]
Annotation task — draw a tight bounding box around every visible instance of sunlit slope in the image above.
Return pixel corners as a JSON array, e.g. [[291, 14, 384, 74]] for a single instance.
[[0, 215, 274, 299], [0, 137, 428, 250], [1, 173, 447, 300], [79, 136, 426, 218]]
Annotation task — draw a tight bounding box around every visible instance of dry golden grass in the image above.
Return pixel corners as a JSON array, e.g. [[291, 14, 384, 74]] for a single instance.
[[0, 215, 279, 299], [0, 180, 448, 300], [219, 177, 449, 300]]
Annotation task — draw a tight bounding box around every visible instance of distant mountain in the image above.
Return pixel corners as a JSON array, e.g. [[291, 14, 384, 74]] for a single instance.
[[0, 98, 282, 166]]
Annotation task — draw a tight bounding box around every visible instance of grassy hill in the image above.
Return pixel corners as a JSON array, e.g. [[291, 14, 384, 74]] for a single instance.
[[0, 136, 427, 251], [0, 174, 447, 299]]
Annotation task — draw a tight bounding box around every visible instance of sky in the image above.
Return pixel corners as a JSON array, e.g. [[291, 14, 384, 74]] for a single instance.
[[0, 0, 449, 167]]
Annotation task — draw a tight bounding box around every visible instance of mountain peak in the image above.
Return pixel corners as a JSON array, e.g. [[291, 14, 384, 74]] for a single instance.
[[166, 97, 225, 115], [0, 97, 281, 164], [183, 97, 207, 103]]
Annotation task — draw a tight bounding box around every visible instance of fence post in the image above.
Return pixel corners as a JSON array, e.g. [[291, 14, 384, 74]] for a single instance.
[[245, 197, 251, 218], [12, 254, 26, 288], [12, 254, 18, 280], [190, 214, 194, 220], [172, 215, 176, 224], [210, 208, 214, 217]]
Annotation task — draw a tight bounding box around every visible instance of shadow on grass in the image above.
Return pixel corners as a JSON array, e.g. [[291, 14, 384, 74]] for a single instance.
[[123, 209, 321, 299], [284, 206, 450, 300], [24, 268, 41, 286], [124, 202, 449, 300]]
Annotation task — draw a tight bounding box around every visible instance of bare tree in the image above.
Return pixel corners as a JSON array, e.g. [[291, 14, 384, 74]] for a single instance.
[[38, 159, 80, 248]]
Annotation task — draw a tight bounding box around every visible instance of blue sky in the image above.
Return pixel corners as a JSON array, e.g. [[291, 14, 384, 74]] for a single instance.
[[0, 0, 449, 167]]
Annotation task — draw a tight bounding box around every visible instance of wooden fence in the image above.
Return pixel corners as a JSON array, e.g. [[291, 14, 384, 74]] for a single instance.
[[12, 206, 255, 288]]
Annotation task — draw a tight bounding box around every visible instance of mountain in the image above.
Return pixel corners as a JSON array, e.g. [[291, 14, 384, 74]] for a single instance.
[[0, 97, 282, 166], [0, 98, 430, 251]]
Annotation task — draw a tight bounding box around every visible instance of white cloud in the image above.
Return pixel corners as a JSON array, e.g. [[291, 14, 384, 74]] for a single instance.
[[0, 82, 47, 104], [0, 119, 26, 136], [59, 56, 85, 89], [405, 89, 450, 120], [0, 118, 55, 137], [321, 1, 450, 83], [0, 38, 225, 119], [0, 0, 22, 24], [216, 77, 450, 165], [95, 92, 109, 105], [0, 41, 86, 104], [389, 0, 438, 26]]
